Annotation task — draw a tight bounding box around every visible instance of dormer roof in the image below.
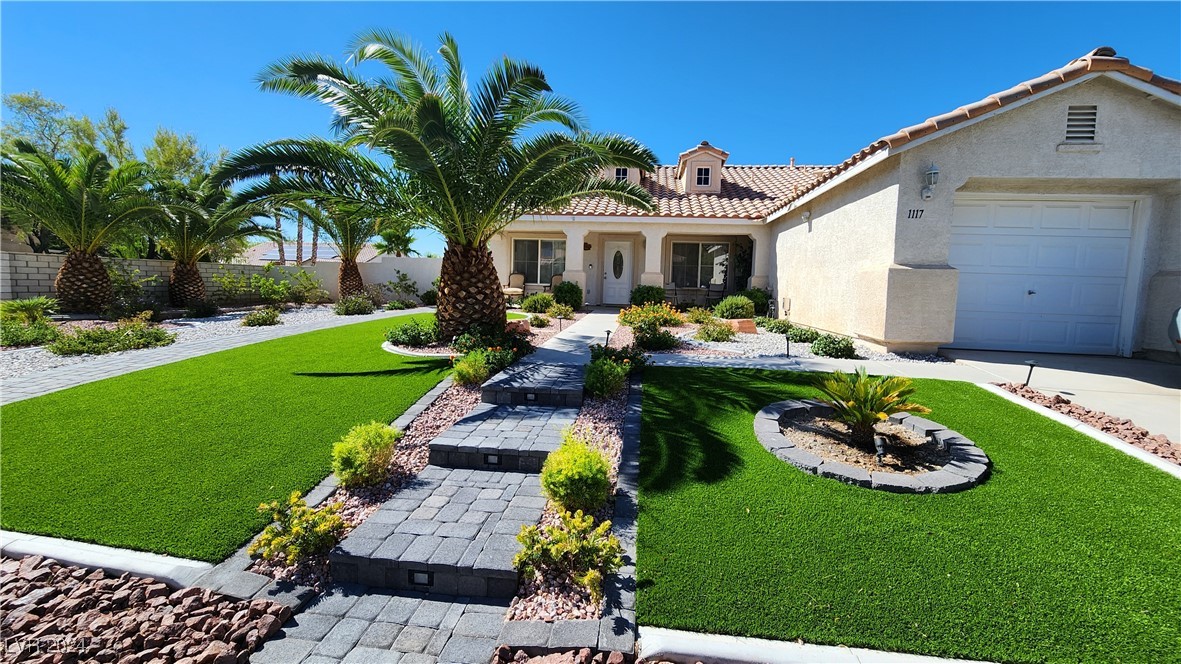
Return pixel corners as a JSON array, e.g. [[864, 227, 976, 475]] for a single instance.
[[675, 141, 731, 178]]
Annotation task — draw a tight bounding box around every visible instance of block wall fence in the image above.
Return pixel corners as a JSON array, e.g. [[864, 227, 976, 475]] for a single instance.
[[0, 252, 443, 303]]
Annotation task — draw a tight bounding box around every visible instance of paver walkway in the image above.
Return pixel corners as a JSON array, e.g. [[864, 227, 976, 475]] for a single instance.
[[0, 308, 430, 405]]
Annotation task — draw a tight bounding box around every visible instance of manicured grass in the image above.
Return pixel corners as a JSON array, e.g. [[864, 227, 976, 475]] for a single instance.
[[1, 314, 449, 562], [637, 367, 1181, 663]]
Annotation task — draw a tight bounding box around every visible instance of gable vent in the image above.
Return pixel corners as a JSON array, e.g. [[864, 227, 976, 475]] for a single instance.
[[1065, 105, 1098, 143]]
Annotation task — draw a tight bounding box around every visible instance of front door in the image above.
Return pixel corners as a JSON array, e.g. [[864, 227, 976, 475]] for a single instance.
[[602, 241, 633, 305]]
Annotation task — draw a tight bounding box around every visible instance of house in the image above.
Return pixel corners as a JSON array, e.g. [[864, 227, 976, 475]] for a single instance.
[[494, 47, 1181, 359], [240, 242, 382, 265]]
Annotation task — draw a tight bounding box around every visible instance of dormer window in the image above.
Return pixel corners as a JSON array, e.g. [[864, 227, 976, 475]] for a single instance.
[[696, 167, 712, 187], [615, 167, 629, 182]]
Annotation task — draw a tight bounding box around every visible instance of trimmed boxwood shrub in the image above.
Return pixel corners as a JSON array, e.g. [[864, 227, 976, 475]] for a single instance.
[[812, 333, 857, 358], [736, 288, 771, 316], [552, 281, 583, 310], [385, 319, 438, 347], [629, 284, 665, 306], [332, 421, 402, 488], [547, 304, 575, 320], [540, 431, 612, 514], [522, 293, 556, 313], [714, 295, 755, 320], [242, 307, 282, 327], [758, 318, 792, 334], [789, 326, 821, 343], [585, 357, 629, 397], [334, 295, 376, 316]]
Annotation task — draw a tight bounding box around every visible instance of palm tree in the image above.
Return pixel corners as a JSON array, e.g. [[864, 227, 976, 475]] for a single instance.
[[374, 227, 418, 257], [215, 31, 656, 339], [1, 141, 160, 312], [151, 175, 276, 305]]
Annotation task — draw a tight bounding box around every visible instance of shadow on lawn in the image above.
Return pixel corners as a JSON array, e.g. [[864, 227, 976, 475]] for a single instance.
[[294, 359, 449, 379], [640, 367, 818, 494]]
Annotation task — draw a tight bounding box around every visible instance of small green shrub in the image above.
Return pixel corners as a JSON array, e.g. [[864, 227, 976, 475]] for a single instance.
[[812, 333, 857, 359], [760, 318, 792, 335], [185, 298, 219, 318], [514, 509, 623, 603], [385, 270, 419, 302], [713, 295, 755, 320], [522, 293, 555, 313], [629, 284, 665, 306], [211, 267, 252, 303], [541, 431, 612, 514], [589, 343, 650, 369], [552, 281, 583, 310], [1, 320, 59, 347], [48, 312, 176, 356], [385, 319, 438, 347], [634, 318, 679, 351], [789, 326, 821, 343], [736, 288, 772, 316], [453, 349, 491, 385], [289, 270, 330, 304], [685, 307, 714, 324], [242, 307, 282, 327], [451, 324, 533, 359], [334, 295, 376, 316], [251, 269, 293, 306], [618, 303, 684, 328], [1, 296, 58, 324], [529, 314, 551, 328], [547, 304, 575, 320], [332, 422, 403, 488], [419, 288, 438, 306], [696, 319, 736, 342], [106, 263, 161, 319], [248, 491, 347, 565], [385, 300, 416, 310], [585, 357, 630, 397]]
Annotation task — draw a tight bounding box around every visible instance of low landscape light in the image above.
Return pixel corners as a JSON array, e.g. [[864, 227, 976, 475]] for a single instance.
[[874, 435, 887, 465], [1022, 360, 1039, 387]]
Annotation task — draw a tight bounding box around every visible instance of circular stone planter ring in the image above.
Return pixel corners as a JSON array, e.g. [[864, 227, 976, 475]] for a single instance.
[[753, 400, 992, 493]]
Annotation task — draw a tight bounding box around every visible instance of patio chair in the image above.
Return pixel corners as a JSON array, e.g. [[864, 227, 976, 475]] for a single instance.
[[664, 286, 678, 306], [706, 283, 726, 306], [542, 273, 563, 292], [503, 272, 525, 298]]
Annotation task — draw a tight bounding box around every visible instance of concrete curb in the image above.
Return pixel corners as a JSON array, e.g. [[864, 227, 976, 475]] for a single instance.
[[976, 383, 1181, 480], [380, 340, 453, 358], [637, 626, 992, 663], [0, 530, 213, 588]]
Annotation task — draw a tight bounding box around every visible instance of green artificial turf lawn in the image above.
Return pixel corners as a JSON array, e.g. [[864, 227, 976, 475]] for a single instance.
[[637, 367, 1181, 663], [1, 313, 450, 562]]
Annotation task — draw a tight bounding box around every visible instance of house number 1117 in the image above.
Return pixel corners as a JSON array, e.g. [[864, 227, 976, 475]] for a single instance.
[[907, 209, 925, 219]]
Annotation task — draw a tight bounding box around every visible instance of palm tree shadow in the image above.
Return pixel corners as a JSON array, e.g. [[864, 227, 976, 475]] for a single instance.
[[294, 361, 448, 379]]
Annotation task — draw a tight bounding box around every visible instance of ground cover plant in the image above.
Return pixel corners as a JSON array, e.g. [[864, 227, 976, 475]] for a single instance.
[[241, 307, 281, 327], [47, 312, 176, 355], [0, 313, 449, 561], [637, 367, 1181, 663]]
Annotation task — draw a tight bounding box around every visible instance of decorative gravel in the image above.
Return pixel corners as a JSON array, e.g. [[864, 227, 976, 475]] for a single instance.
[[493, 645, 628, 664], [247, 382, 484, 591], [507, 391, 628, 623], [0, 305, 386, 380], [525, 312, 589, 348]]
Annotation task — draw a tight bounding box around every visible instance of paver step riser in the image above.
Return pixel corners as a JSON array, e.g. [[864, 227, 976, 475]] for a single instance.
[[428, 448, 544, 473], [329, 555, 518, 598], [480, 388, 583, 408]]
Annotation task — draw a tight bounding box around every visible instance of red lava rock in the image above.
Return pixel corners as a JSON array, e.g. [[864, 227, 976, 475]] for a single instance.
[[607, 653, 626, 664], [577, 648, 593, 664], [254, 613, 283, 639]]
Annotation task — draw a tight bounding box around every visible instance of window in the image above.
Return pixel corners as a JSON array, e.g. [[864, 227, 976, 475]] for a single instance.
[[512, 239, 566, 284], [1065, 105, 1097, 143], [615, 167, 629, 182], [695, 167, 711, 187], [670, 242, 728, 288]]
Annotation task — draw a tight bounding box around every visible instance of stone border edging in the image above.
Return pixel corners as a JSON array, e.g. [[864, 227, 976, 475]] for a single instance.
[[0, 530, 213, 588], [380, 340, 453, 358], [977, 382, 1181, 480], [754, 400, 991, 493]]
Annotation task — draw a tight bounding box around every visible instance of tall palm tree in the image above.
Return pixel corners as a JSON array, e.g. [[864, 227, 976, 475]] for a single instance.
[[374, 226, 418, 257], [1, 141, 160, 312], [151, 175, 276, 305], [215, 31, 656, 339]]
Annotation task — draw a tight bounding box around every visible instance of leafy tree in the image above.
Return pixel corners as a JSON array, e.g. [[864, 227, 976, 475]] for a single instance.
[[1, 142, 161, 312], [143, 127, 220, 183], [216, 31, 655, 338], [1, 91, 74, 157]]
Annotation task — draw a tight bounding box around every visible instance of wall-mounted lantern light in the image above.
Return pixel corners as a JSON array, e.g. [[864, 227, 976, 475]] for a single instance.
[[920, 164, 940, 201], [801, 210, 812, 223]]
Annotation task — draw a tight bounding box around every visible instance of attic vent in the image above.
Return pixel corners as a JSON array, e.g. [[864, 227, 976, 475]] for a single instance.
[[1065, 105, 1098, 143]]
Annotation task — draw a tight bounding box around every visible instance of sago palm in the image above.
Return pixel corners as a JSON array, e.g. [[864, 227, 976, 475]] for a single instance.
[[1, 141, 160, 312], [151, 175, 276, 305], [215, 30, 656, 338], [814, 367, 932, 451]]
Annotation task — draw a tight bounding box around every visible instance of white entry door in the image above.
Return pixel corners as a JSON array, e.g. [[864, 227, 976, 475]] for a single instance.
[[947, 198, 1135, 355], [602, 241, 633, 305]]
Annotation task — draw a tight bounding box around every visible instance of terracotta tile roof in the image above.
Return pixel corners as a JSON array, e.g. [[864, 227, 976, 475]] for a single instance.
[[765, 46, 1181, 218], [551, 164, 833, 220]]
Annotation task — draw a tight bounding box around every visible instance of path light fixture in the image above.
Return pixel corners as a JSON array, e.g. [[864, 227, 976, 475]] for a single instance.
[[920, 163, 940, 201], [874, 435, 887, 465], [1022, 360, 1039, 387], [604, 329, 611, 347]]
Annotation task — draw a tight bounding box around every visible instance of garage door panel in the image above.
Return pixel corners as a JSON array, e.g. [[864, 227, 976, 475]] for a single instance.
[[948, 198, 1133, 355]]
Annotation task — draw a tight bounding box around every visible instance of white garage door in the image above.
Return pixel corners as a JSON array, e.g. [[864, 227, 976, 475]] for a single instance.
[[948, 198, 1135, 355]]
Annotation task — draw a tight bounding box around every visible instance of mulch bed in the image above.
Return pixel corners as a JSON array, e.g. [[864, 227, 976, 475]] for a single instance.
[[996, 382, 1180, 465], [781, 416, 951, 474], [1, 555, 289, 664]]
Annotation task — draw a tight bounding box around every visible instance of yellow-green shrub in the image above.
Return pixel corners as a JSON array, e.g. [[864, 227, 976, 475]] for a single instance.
[[248, 491, 347, 565], [514, 509, 623, 603], [453, 349, 491, 385], [696, 318, 736, 342], [618, 302, 684, 328], [332, 422, 402, 488], [540, 431, 612, 514]]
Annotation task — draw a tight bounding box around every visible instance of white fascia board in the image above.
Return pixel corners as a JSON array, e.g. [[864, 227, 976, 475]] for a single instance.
[[764, 148, 892, 224], [515, 214, 764, 227]]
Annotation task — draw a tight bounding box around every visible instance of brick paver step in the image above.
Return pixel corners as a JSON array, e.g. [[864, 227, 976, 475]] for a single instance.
[[330, 466, 545, 598], [481, 363, 584, 407], [428, 403, 577, 472]]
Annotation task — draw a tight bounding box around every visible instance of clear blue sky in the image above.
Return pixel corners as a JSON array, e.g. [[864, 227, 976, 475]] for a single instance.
[[4, 2, 1178, 255]]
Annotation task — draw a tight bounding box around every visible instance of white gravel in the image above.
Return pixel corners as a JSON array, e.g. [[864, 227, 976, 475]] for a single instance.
[[0, 305, 387, 381], [678, 329, 950, 363]]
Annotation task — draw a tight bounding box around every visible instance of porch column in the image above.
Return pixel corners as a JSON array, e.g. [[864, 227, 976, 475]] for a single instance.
[[748, 228, 771, 290], [640, 228, 665, 287], [563, 226, 588, 301]]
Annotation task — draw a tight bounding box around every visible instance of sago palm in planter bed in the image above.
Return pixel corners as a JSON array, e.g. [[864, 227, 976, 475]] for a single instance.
[[814, 367, 931, 451]]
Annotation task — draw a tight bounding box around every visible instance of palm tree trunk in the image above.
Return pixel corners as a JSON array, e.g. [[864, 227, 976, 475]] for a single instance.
[[310, 230, 318, 264], [55, 251, 112, 313], [338, 258, 364, 299], [274, 212, 285, 265], [437, 242, 505, 340], [168, 262, 206, 306], [295, 213, 304, 264]]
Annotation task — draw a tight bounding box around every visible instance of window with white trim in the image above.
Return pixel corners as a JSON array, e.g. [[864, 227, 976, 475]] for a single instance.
[[512, 239, 566, 285], [695, 167, 711, 187], [1065, 105, 1098, 143], [614, 167, 629, 182], [670, 241, 728, 288]]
